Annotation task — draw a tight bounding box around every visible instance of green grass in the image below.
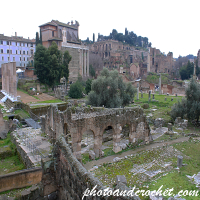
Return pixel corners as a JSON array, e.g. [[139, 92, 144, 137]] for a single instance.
[[130, 93, 183, 124], [94, 139, 200, 200], [30, 99, 64, 104], [0, 133, 25, 176], [14, 109, 30, 118]]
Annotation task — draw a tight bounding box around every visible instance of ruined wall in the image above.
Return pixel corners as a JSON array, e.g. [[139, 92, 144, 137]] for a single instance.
[[45, 135, 141, 200], [0, 168, 42, 193], [42, 106, 151, 159], [150, 48, 174, 75], [0, 110, 12, 139]]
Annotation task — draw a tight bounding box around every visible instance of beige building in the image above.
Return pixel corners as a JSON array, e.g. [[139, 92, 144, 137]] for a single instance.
[[39, 20, 89, 82]]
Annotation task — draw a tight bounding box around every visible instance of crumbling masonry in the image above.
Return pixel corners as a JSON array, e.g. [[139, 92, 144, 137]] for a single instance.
[[41, 106, 152, 159]]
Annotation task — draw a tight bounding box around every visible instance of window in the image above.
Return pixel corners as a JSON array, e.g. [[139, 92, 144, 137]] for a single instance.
[[20, 43, 21, 46], [27, 51, 28, 55], [13, 57, 15, 61], [20, 51, 21, 54], [52, 31, 54, 37], [16, 42, 17, 46], [20, 57, 21, 61], [22, 43, 24, 46], [31, 50, 33, 55], [7, 41, 10, 45], [24, 57, 25, 61], [8, 57, 9, 61], [0, 40, 3, 45], [23, 51, 25, 54], [10, 50, 12, 54], [7, 49, 9, 54], [16, 50, 17, 54], [2, 56, 4, 61], [27, 57, 29, 61], [31, 43, 33, 47], [1, 49, 3, 53]]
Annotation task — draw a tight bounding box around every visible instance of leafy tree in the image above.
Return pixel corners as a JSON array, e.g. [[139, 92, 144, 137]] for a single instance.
[[85, 79, 92, 94], [89, 65, 95, 78], [36, 32, 40, 46], [68, 81, 83, 98], [171, 78, 200, 122], [87, 68, 136, 108], [34, 42, 71, 87]]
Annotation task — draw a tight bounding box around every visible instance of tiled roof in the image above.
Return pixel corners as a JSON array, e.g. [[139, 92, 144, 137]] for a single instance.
[[39, 20, 78, 30], [0, 34, 34, 43], [39, 22, 57, 27]]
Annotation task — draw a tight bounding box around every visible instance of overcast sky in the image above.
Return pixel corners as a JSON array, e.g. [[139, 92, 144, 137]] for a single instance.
[[1, 0, 200, 58]]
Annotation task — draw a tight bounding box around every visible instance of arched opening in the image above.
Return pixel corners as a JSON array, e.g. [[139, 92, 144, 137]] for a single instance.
[[120, 124, 130, 149], [81, 130, 95, 164], [102, 125, 114, 156]]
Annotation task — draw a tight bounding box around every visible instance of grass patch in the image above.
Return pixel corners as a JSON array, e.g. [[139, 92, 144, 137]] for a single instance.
[[14, 109, 30, 118], [94, 139, 200, 199], [31, 99, 64, 104], [0, 133, 25, 176]]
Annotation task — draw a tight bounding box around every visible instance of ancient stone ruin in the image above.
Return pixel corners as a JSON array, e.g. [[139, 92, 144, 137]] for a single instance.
[[41, 105, 152, 160]]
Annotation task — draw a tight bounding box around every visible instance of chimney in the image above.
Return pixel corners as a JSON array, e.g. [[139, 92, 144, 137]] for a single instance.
[[15, 32, 17, 37], [71, 20, 73, 25]]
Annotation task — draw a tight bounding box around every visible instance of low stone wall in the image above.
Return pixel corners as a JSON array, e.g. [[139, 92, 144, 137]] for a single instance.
[[51, 136, 140, 200], [11, 131, 34, 168], [0, 167, 42, 193]]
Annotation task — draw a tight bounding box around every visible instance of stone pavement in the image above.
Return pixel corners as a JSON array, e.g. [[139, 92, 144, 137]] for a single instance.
[[84, 137, 190, 171], [12, 127, 52, 167], [17, 90, 56, 104]]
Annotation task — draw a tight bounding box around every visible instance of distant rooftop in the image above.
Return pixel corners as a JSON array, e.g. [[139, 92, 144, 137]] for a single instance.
[[0, 33, 35, 43], [39, 20, 79, 30]]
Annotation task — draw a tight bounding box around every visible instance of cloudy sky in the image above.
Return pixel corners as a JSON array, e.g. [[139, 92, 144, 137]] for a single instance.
[[1, 0, 200, 58]]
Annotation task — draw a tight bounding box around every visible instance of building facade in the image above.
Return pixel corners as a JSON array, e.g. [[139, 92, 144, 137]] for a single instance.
[[88, 39, 150, 79], [39, 20, 89, 82], [0, 33, 35, 68]]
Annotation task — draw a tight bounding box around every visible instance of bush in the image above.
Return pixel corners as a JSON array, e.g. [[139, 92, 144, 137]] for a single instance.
[[171, 78, 200, 122], [68, 81, 83, 99], [87, 68, 136, 108]]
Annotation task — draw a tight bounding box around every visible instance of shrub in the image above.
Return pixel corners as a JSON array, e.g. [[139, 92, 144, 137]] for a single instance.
[[68, 81, 83, 99]]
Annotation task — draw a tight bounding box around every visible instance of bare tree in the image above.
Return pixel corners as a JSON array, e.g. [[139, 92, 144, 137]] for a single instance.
[[89, 53, 103, 76]]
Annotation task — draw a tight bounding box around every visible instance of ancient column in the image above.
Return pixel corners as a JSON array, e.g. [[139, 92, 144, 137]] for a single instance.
[[148, 90, 151, 101], [137, 83, 139, 100], [84, 50, 86, 76], [141, 90, 143, 98], [6, 63, 9, 95], [159, 73, 162, 95], [80, 49, 83, 76], [2, 64, 5, 92], [87, 50, 89, 76], [13, 62, 17, 100]]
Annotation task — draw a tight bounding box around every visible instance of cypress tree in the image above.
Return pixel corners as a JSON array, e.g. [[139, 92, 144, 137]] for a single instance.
[[40, 29, 42, 45], [36, 32, 39, 46]]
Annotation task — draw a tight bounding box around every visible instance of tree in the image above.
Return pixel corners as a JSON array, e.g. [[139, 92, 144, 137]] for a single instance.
[[68, 81, 83, 98], [89, 65, 95, 78], [171, 78, 200, 122], [40, 29, 42, 45], [36, 32, 40, 46], [87, 68, 136, 108], [85, 79, 92, 94], [34, 42, 71, 87], [89, 53, 103, 76]]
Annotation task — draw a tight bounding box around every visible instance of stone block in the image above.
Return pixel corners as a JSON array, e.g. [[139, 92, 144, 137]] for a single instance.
[[116, 175, 127, 185], [89, 150, 95, 160]]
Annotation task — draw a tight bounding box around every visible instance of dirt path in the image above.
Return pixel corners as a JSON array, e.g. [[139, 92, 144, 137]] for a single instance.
[[17, 91, 56, 104], [84, 137, 190, 170]]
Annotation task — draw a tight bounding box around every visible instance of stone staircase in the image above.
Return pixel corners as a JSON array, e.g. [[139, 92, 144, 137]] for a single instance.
[[0, 92, 5, 101], [4, 98, 15, 110]]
